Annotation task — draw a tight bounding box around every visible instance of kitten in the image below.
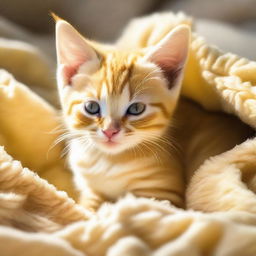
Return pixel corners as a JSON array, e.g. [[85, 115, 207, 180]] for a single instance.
[[54, 16, 190, 210], [54, 13, 253, 212]]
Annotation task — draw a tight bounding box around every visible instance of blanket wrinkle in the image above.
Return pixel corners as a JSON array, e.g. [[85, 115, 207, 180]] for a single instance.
[[0, 192, 62, 233], [0, 226, 84, 256], [0, 12, 256, 256], [187, 139, 256, 213], [0, 147, 89, 229], [53, 195, 256, 256], [0, 37, 57, 106], [0, 68, 77, 198], [183, 33, 256, 129]]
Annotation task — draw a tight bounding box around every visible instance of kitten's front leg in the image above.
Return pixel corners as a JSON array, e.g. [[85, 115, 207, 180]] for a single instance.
[[79, 190, 105, 212]]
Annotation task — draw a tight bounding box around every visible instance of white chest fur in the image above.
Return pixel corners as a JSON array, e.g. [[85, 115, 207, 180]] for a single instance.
[[68, 140, 156, 200]]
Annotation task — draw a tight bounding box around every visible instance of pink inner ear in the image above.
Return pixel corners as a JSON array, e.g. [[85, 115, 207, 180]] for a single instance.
[[155, 56, 183, 89], [63, 62, 82, 85], [60, 46, 90, 85]]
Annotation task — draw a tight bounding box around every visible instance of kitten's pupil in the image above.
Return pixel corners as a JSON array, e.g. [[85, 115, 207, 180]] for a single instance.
[[127, 102, 146, 115], [84, 101, 100, 115]]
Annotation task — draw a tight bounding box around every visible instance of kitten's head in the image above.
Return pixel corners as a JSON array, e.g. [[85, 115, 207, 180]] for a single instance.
[[55, 19, 190, 154]]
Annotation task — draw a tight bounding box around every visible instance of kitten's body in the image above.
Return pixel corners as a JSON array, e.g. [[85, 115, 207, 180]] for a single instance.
[[65, 49, 186, 209], [54, 13, 252, 211], [69, 129, 184, 208]]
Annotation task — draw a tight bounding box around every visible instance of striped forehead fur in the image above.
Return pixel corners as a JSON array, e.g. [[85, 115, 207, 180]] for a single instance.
[[90, 48, 151, 99]]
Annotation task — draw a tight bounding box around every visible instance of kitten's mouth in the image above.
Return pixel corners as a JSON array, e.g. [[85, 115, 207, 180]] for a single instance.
[[106, 141, 118, 146], [102, 140, 118, 147]]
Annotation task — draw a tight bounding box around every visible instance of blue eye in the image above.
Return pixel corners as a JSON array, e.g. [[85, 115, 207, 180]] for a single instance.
[[127, 102, 146, 115], [84, 101, 100, 115]]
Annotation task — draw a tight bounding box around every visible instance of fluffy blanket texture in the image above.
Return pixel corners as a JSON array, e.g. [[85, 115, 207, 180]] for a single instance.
[[0, 13, 256, 256]]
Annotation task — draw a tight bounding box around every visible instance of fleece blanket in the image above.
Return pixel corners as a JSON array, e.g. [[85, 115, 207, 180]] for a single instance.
[[0, 13, 256, 256]]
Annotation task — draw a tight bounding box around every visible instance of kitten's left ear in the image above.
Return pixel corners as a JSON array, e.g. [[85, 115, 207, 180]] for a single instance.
[[144, 25, 190, 89], [55, 19, 100, 86]]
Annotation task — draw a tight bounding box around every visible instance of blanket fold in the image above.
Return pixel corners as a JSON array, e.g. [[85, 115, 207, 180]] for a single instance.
[[0, 68, 76, 198], [0, 13, 256, 256], [183, 33, 256, 128], [187, 138, 256, 213], [0, 147, 88, 232]]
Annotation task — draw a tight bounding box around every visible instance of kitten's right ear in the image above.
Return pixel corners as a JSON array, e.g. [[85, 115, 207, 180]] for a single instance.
[[143, 25, 190, 90], [55, 20, 100, 86]]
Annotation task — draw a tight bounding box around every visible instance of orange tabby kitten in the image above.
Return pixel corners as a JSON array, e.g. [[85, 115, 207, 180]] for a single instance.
[[56, 13, 252, 210], [55, 16, 190, 210]]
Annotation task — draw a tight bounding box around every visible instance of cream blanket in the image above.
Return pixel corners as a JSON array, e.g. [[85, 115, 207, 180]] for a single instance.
[[0, 14, 256, 255]]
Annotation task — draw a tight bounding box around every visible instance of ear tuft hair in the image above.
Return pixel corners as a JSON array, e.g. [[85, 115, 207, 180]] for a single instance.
[[50, 12, 62, 22]]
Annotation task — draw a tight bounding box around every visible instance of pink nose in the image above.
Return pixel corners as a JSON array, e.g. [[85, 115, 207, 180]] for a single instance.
[[102, 128, 120, 139]]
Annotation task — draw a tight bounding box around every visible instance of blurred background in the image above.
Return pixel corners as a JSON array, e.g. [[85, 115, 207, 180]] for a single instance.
[[0, 0, 256, 59]]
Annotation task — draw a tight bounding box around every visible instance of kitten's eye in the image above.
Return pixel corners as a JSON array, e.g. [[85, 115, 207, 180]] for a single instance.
[[127, 102, 146, 115], [84, 101, 100, 115]]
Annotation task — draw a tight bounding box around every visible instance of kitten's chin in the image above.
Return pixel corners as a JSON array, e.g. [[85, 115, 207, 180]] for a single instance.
[[96, 141, 130, 154], [95, 136, 145, 154]]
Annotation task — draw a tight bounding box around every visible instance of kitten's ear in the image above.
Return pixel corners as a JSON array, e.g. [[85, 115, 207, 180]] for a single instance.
[[55, 20, 100, 86], [144, 25, 190, 89]]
